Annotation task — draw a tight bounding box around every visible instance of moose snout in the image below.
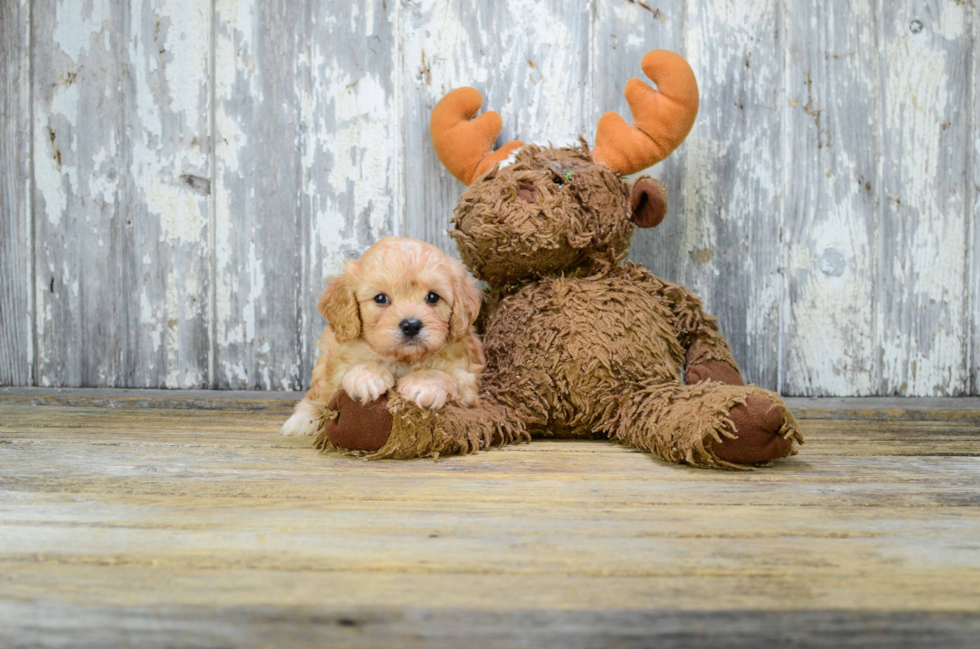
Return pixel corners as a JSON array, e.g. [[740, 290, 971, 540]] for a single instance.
[[399, 318, 424, 338]]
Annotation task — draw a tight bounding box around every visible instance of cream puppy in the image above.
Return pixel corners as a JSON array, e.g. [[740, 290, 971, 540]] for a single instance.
[[280, 237, 484, 437]]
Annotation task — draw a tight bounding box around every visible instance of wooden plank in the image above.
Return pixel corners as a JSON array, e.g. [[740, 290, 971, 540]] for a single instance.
[[300, 0, 400, 388], [122, 0, 212, 389], [0, 387, 300, 410], [592, 0, 690, 283], [3, 414, 980, 459], [31, 0, 126, 386], [973, 5, 979, 397], [782, 0, 880, 396], [399, 0, 592, 256], [3, 403, 980, 455], [212, 0, 306, 389], [2, 598, 978, 649], [788, 396, 980, 422], [31, 0, 212, 389], [5, 388, 980, 419], [6, 491, 979, 533], [0, 0, 32, 387], [877, 1, 973, 396], [1, 388, 978, 421], [676, 0, 784, 389], [2, 505, 979, 581], [5, 447, 980, 508]]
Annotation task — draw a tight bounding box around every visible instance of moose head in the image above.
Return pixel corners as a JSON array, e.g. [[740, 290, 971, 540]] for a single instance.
[[430, 50, 699, 285]]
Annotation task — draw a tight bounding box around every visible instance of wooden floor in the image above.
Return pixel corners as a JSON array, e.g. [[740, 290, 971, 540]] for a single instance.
[[1, 390, 979, 648]]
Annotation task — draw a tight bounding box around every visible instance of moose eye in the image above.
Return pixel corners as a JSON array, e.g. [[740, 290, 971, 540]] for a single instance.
[[374, 294, 389, 305], [425, 292, 440, 305]]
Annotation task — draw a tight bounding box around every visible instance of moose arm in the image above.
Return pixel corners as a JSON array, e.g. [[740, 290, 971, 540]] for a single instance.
[[654, 278, 744, 386]]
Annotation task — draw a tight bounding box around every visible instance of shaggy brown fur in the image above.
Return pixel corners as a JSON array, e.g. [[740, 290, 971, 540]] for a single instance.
[[317, 49, 803, 468]]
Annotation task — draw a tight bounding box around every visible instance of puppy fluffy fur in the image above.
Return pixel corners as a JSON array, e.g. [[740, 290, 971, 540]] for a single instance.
[[281, 237, 484, 437]]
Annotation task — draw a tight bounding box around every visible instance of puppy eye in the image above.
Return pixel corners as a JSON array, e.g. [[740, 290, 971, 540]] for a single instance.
[[425, 292, 440, 305], [374, 294, 389, 305]]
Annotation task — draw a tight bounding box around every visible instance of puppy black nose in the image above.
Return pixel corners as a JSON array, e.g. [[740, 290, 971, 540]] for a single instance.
[[399, 318, 423, 338]]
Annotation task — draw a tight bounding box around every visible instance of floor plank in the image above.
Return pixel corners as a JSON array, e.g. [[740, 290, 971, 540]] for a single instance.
[[1, 394, 979, 647]]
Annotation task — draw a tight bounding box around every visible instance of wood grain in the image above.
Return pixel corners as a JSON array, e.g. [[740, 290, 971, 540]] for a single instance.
[[0, 0, 32, 386], [4, 387, 980, 420], [31, 0, 212, 389], [878, 0, 973, 396], [679, 0, 784, 389], [212, 0, 306, 389], [1, 397, 979, 646], [399, 0, 592, 256], [782, 0, 880, 396], [972, 5, 979, 398], [1, 601, 977, 649], [2, 0, 978, 396]]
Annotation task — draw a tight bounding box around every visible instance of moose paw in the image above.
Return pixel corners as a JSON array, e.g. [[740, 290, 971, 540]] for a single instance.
[[319, 392, 393, 452], [713, 395, 794, 465]]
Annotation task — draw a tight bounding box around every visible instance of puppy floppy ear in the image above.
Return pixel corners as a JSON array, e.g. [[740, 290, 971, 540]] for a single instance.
[[317, 264, 361, 343], [448, 261, 482, 341]]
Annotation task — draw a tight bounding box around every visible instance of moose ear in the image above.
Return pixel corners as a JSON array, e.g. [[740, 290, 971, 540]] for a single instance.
[[317, 265, 361, 343], [630, 176, 669, 228], [448, 261, 482, 341]]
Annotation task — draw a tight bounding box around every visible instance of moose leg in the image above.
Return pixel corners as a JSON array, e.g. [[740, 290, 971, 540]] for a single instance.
[[601, 381, 803, 469], [315, 391, 530, 460]]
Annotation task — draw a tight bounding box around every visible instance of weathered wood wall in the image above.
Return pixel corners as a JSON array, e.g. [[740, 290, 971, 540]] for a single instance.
[[1, 0, 977, 396]]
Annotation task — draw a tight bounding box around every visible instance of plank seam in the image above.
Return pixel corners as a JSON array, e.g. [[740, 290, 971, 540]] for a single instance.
[[778, 0, 789, 395], [394, 0, 404, 239], [27, 0, 36, 387], [963, 2, 976, 397], [207, 0, 217, 389], [587, 0, 595, 129], [873, 0, 884, 395], [299, 0, 311, 390]]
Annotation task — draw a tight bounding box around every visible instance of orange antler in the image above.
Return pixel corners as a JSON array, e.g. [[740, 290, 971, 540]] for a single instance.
[[430, 88, 524, 185], [591, 50, 699, 175]]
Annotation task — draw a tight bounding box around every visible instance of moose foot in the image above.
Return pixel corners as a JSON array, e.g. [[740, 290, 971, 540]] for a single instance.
[[713, 395, 795, 465], [316, 392, 393, 453]]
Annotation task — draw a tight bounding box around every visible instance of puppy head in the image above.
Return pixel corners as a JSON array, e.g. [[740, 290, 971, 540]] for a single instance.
[[318, 237, 481, 363]]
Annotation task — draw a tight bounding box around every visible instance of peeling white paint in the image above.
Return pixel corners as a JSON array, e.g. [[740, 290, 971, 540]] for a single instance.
[[52, 0, 110, 63], [11, 0, 978, 395], [877, 1, 970, 396]]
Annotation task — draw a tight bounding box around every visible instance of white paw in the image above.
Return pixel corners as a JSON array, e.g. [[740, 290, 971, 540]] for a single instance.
[[399, 381, 450, 410], [458, 382, 479, 407], [280, 412, 322, 437], [342, 366, 395, 404]]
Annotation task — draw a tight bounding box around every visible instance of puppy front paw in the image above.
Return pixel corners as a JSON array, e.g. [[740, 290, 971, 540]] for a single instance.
[[397, 372, 461, 410], [342, 365, 396, 404], [280, 412, 322, 437], [399, 380, 450, 409]]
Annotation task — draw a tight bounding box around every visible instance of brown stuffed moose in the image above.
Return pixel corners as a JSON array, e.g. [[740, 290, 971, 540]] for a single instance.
[[316, 49, 803, 468]]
